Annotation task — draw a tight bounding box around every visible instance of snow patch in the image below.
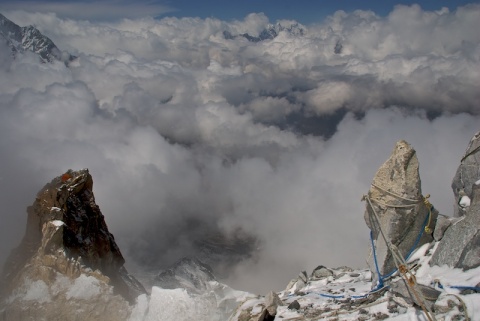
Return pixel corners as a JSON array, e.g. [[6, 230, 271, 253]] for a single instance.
[[22, 280, 51, 303], [459, 195, 471, 208], [65, 275, 101, 300], [475, 179, 480, 186], [138, 287, 200, 321], [51, 274, 68, 294], [128, 285, 247, 321], [51, 220, 64, 227], [128, 294, 150, 321]]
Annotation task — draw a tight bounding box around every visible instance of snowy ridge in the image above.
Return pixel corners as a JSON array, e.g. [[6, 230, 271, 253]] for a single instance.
[[224, 21, 306, 42], [0, 13, 74, 63], [130, 280, 254, 321], [154, 257, 216, 294], [228, 243, 480, 321]]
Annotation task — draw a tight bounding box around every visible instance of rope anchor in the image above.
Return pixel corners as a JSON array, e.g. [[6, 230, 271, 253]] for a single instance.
[[363, 184, 437, 321]]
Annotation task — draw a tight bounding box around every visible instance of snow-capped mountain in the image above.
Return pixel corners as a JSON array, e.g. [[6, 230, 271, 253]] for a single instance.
[[224, 22, 306, 42], [0, 13, 74, 63], [154, 257, 216, 294], [129, 257, 253, 321]]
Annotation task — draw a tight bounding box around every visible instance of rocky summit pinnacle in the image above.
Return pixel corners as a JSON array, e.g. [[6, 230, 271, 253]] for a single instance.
[[0, 169, 145, 321], [363, 140, 437, 284]]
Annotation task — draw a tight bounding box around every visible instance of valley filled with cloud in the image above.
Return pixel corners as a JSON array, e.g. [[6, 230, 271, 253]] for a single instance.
[[0, 4, 479, 293]]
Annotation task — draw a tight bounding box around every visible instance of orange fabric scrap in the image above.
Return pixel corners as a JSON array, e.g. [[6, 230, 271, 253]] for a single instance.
[[61, 173, 72, 182]]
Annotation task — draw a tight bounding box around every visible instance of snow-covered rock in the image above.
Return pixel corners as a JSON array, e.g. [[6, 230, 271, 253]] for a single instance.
[[0, 13, 75, 63], [229, 244, 480, 321], [154, 257, 216, 294], [129, 281, 253, 321], [150, 257, 254, 320]]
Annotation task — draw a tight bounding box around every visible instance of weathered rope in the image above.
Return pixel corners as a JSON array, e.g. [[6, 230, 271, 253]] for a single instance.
[[371, 183, 422, 203], [445, 294, 470, 321], [363, 191, 437, 321], [390, 244, 436, 321], [368, 198, 420, 208]]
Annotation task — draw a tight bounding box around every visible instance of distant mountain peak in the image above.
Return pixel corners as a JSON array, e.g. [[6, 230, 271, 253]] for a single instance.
[[154, 257, 216, 294], [0, 13, 75, 63], [224, 21, 306, 42]]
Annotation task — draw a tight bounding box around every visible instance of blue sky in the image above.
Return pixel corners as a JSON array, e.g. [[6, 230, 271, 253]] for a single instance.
[[0, 0, 478, 23], [162, 0, 478, 23]]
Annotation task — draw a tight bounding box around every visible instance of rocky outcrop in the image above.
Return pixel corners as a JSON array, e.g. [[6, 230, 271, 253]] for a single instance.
[[432, 214, 456, 241], [229, 139, 480, 321], [310, 265, 334, 279], [430, 182, 480, 269], [228, 266, 390, 321], [451, 131, 480, 217], [363, 141, 437, 284], [285, 271, 309, 294], [0, 169, 145, 321], [430, 131, 480, 269]]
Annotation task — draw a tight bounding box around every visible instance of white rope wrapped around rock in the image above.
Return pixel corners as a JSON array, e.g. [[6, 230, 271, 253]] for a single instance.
[[363, 193, 437, 321]]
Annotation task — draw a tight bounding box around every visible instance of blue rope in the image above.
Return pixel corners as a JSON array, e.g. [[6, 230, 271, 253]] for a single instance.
[[403, 207, 432, 261], [371, 207, 432, 282], [450, 286, 480, 292], [436, 282, 480, 292], [370, 230, 384, 288], [300, 206, 432, 302], [319, 293, 345, 299], [311, 284, 388, 300]]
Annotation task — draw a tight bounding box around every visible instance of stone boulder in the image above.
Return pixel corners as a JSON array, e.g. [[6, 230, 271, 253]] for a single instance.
[[364, 141, 437, 285], [432, 214, 456, 241], [0, 169, 145, 321], [285, 271, 308, 294], [228, 291, 284, 321], [430, 182, 480, 269], [389, 279, 440, 311], [310, 265, 334, 280], [451, 131, 480, 217], [264, 290, 283, 317]]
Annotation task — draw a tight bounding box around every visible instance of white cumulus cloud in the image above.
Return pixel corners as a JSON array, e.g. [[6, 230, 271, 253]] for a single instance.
[[0, 5, 479, 294]]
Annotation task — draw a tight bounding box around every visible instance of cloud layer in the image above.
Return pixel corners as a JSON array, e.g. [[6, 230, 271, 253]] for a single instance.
[[0, 0, 174, 21], [0, 5, 479, 293]]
